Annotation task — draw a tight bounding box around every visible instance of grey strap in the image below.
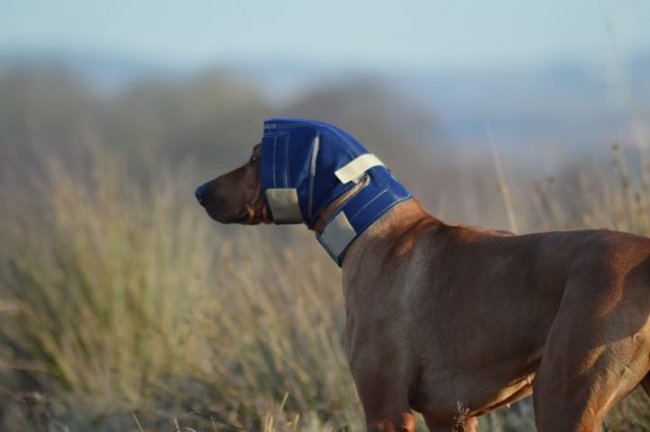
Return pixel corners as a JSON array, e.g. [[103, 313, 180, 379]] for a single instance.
[[265, 188, 303, 223], [318, 211, 357, 258]]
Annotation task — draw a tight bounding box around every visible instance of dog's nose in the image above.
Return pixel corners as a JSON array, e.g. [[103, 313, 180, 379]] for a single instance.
[[195, 183, 209, 203]]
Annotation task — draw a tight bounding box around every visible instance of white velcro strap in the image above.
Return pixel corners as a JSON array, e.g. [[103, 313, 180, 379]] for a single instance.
[[335, 153, 384, 184], [265, 188, 303, 223], [319, 211, 357, 258]]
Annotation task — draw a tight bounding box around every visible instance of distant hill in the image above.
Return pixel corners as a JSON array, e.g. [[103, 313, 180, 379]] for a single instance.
[[0, 51, 193, 92], [397, 56, 650, 154], [2, 51, 648, 160]]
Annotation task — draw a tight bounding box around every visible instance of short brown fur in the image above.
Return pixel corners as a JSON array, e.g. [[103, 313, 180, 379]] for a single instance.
[[197, 145, 650, 432]]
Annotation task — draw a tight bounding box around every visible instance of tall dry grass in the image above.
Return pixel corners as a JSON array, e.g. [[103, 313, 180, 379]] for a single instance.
[[0, 146, 648, 431], [0, 151, 359, 431]]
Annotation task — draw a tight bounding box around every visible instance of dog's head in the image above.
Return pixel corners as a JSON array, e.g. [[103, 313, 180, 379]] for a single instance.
[[196, 118, 408, 237], [194, 143, 272, 225], [195, 118, 370, 226]]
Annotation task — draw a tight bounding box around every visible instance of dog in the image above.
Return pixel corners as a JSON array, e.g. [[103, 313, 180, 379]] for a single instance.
[[195, 118, 650, 431]]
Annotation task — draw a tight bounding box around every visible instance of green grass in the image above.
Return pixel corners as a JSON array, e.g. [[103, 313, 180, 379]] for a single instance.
[[0, 147, 648, 431]]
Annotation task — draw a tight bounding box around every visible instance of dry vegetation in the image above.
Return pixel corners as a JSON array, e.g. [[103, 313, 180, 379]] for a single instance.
[[0, 68, 648, 431], [0, 151, 363, 431]]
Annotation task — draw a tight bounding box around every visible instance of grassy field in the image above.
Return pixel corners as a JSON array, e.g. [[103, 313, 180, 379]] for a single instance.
[[0, 146, 649, 431]]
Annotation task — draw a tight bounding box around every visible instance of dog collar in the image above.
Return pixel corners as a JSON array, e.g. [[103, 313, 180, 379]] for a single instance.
[[261, 118, 412, 266]]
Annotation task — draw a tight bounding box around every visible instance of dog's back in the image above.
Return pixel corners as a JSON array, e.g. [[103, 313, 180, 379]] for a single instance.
[[342, 199, 650, 430]]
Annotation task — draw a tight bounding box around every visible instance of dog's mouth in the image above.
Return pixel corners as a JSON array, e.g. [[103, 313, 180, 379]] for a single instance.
[[203, 205, 250, 224], [198, 191, 266, 225]]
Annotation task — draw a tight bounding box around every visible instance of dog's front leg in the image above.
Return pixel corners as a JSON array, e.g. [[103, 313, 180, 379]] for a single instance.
[[363, 404, 416, 432], [370, 413, 417, 432], [351, 365, 416, 432]]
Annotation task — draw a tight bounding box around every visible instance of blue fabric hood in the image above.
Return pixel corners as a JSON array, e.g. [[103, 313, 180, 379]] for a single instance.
[[261, 118, 412, 265], [262, 118, 370, 226]]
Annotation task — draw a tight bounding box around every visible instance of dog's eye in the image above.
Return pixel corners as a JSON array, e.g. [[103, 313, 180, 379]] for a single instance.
[[249, 155, 259, 164]]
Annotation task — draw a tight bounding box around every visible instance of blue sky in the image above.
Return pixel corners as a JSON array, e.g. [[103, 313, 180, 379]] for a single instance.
[[1, 0, 649, 70]]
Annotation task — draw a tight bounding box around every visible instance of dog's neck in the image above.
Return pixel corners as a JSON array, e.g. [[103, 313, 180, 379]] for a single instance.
[[340, 198, 441, 268], [312, 177, 368, 235], [312, 171, 412, 265]]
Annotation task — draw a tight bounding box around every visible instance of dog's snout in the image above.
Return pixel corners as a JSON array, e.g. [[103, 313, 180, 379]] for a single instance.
[[195, 183, 209, 203]]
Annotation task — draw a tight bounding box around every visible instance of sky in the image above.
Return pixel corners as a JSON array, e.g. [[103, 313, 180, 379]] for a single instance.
[[1, 0, 649, 71]]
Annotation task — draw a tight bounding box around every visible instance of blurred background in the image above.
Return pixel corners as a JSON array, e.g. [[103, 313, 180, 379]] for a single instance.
[[0, 1, 649, 430]]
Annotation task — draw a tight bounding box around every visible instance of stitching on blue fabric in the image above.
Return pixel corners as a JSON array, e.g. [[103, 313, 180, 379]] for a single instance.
[[283, 134, 289, 187], [272, 136, 277, 188], [347, 189, 388, 222], [372, 169, 400, 200], [268, 121, 360, 150], [317, 175, 371, 226], [307, 134, 320, 221]]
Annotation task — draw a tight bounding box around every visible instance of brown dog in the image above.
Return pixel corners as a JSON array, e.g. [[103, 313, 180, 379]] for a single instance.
[[196, 142, 650, 431]]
